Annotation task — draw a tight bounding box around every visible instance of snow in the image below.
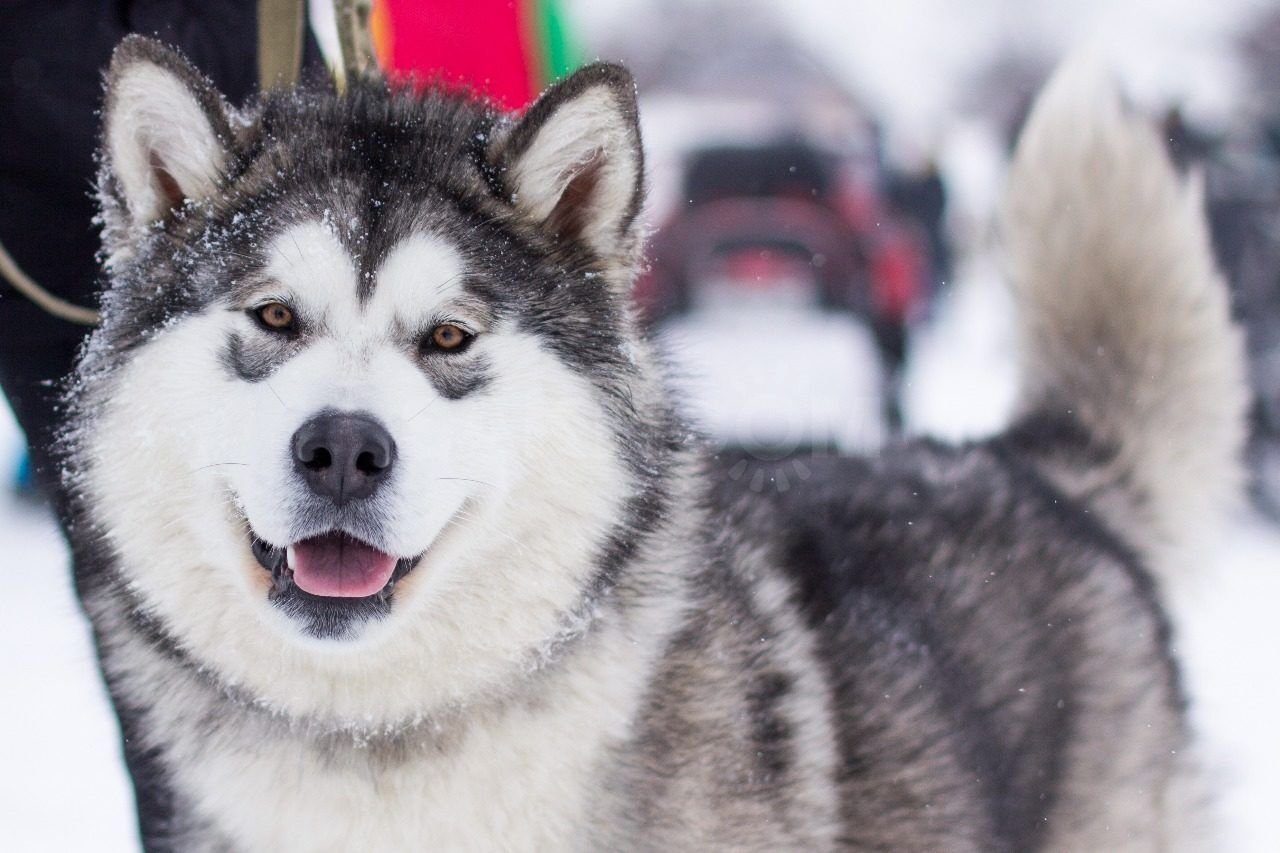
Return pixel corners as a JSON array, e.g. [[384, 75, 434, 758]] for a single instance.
[[0, 444, 137, 851], [901, 256, 1018, 442], [572, 0, 1257, 143], [658, 286, 886, 454], [1176, 513, 1280, 852]]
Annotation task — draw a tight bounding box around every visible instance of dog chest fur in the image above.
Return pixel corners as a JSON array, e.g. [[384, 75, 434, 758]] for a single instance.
[[166, 659, 630, 851]]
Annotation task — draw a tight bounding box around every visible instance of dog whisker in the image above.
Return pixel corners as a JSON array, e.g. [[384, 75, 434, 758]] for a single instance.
[[287, 234, 305, 268], [192, 462, 249, 473], [406, 398, 440, 422], [432, 272, 465, 295], [265, 379, 289, 410]]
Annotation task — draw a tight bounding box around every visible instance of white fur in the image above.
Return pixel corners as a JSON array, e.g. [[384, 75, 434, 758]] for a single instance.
[[141, 626, 661, 851], [84, 222, 636, 726], [1004, 58, 1250, 572], [106, 63, 226, 228], [507, 86, 640, 260]]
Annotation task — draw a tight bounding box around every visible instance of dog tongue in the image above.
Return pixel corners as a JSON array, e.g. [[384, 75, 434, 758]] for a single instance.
[[288, 534, 397, 598]]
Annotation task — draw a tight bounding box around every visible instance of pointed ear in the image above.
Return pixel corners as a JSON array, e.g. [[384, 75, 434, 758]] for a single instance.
[[101, 36, 234, 231], [491, 63, 645, 264]]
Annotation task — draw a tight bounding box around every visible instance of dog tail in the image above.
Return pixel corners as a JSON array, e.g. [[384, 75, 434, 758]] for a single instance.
[[1001, 58, 1250, 569]]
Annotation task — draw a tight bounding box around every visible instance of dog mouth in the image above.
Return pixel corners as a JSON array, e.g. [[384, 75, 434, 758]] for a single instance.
[[250, 531, 421, 636]]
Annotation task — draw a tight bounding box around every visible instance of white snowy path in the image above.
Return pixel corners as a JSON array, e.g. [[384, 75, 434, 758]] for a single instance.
[[1180, 512, 1280, 852], [1, 495, 138, 850]]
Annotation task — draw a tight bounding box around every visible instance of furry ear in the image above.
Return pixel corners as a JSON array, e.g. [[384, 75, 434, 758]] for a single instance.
[[492, 63, 644, 264], [102, 36, 234, 231]]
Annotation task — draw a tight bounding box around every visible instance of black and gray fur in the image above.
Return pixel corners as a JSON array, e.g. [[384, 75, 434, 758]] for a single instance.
[[60, 37, 1246, 851]]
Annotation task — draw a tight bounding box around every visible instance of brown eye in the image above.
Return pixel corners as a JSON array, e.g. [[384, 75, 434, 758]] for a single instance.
[[255, 302, 295, 332], [429, 323, 471, 352]]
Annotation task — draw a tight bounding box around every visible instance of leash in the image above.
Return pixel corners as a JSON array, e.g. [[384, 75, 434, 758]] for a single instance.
[[0, 240, 100, 326], [334, 0, 379, 87], [258, 0, 306, 90], [0, 0, 379, 328]]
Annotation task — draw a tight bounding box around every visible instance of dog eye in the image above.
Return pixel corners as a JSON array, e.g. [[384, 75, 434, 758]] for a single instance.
[[254, 302, 295, 332], [426, 323, 473, 353]]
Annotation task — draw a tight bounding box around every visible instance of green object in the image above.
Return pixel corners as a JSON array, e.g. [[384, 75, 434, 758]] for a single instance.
[[535, 0, 578, 84]]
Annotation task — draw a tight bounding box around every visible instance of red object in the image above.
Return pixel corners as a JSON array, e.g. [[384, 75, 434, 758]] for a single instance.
[[376, 0, 540, 111], [868, 225, 924, 323]]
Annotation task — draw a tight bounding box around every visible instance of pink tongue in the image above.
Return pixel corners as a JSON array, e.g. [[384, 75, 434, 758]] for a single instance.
[[288, 534, 398, 598]]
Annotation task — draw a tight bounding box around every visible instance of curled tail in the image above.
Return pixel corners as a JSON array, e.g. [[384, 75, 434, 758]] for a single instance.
[[1002, 59, 1250, 567]]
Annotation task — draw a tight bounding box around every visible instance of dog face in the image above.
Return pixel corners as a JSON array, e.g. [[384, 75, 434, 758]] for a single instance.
[[70, 37, 673, 725]]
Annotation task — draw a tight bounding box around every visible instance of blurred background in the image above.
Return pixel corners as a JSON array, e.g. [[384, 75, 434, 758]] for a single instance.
[[3, 0, 1280, 848]]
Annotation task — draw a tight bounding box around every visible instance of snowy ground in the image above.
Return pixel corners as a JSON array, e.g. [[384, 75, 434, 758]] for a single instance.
[[1176, 512, 1280, 852], [0, 447, 138, 849]]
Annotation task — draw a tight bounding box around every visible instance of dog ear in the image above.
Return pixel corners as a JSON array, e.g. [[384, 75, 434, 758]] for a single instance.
[[101, 36, 234, 233], [492, 63, 644, 265]]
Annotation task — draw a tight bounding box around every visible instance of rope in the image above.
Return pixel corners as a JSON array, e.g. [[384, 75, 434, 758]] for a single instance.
[[0, 239, 100, 326], [258, 0, 306, 90], [334, 0, 379, 88]]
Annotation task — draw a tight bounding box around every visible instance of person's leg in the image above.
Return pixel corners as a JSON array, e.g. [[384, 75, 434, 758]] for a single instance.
[[0, 308, 84, 508], [0, 1, 124, 504], [0, 5, 271, 843]]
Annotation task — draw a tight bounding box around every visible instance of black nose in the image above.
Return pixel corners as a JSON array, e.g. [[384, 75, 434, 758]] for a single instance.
[[292, 410, 396, 505]]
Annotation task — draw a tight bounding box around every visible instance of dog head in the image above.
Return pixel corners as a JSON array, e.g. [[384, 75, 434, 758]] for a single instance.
[[69, 36, 676, 726]]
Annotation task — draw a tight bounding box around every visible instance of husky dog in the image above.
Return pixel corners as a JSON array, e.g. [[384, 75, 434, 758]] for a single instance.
[[62, 34, 1246, 851]]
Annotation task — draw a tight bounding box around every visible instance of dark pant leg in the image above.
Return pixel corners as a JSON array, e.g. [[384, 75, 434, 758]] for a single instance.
[[0, 4, 268, 846]]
